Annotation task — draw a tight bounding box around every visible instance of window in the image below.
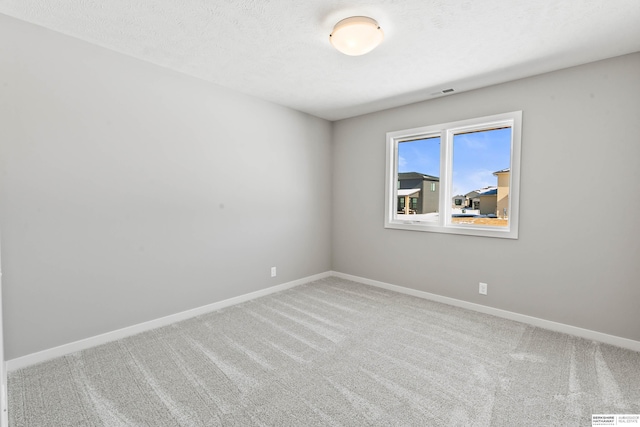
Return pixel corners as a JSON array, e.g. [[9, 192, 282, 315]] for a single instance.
[[385, 111, 522, 239], [410, 197, 418, 210]]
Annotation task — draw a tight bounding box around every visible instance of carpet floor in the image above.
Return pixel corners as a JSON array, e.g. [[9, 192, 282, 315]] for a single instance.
[[8, 277, 640, 426]]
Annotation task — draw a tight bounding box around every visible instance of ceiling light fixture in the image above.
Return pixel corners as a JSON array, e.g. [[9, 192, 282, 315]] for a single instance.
[[329, 16, 384, 56]]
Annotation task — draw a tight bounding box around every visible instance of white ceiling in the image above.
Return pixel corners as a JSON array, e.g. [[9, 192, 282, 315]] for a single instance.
[[2, 0, 639, 121]]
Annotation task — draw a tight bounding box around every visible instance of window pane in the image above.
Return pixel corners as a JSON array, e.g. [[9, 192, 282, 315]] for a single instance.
[[451, 127, 511, 227], [397, 137, 440, 221]]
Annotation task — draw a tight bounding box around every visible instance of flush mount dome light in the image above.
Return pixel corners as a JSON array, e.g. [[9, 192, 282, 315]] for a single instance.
[[330, 16, 384, 56]]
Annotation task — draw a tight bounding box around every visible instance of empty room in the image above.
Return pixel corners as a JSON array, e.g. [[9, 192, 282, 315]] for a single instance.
[[1, 1, 639, 426]]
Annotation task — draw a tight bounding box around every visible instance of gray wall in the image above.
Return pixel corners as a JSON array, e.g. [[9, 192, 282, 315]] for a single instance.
[[0, 15, 332, 360], [332, 53, 640, 342]]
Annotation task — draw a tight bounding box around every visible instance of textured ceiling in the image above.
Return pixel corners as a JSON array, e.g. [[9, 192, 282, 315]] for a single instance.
[[1, 0, 639, 120]]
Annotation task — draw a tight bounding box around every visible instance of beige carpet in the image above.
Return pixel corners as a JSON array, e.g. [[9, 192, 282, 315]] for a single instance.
[[8, 277, 640, 426]]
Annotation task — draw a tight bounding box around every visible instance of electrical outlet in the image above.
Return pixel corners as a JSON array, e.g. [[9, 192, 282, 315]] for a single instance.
[[271, 267, 277, 277], [479, 282, 488, 295]]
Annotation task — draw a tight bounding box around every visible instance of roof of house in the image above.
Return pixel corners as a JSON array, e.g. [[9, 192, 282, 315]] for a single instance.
[[477, 187, 498, 196], [398, 189, 421, 197], [398, 172, 439, 182], [493, 168, 510, 175], [465, 186, 497, 197]]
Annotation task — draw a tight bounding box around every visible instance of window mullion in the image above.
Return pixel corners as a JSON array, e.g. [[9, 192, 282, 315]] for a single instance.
[[440, 129, 453, 227]]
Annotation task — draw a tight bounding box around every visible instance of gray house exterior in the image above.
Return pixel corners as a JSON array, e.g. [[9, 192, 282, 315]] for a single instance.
[[397, 172, 440, 214]]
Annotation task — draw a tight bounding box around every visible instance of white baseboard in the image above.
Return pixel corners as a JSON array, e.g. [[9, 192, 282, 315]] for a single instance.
[[6, 271, 332, 372], [331, 271, 640, 353]]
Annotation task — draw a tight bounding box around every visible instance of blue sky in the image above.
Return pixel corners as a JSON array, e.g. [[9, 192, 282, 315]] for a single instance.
[[398, 128, 511, 195]]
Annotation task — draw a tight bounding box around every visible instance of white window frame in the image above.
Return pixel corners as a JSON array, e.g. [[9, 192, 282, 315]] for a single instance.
[[385, 111, 522, 239]]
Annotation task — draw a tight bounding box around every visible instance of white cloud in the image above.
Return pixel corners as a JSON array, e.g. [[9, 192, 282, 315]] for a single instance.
[[398, 155, 407, 169], [458, 134, 488, 150], [453, 168, 496, 195]]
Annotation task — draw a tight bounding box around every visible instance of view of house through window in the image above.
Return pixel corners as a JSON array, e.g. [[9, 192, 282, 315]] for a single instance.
[[385, 111, 522, 239], [451, 127, 512, 228], [397, 136, 440, 220]]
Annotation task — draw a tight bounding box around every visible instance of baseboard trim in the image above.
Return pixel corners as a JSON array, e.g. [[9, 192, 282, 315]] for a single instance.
[[331, 271, 640, 353], [6, 271, 332, 372]]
